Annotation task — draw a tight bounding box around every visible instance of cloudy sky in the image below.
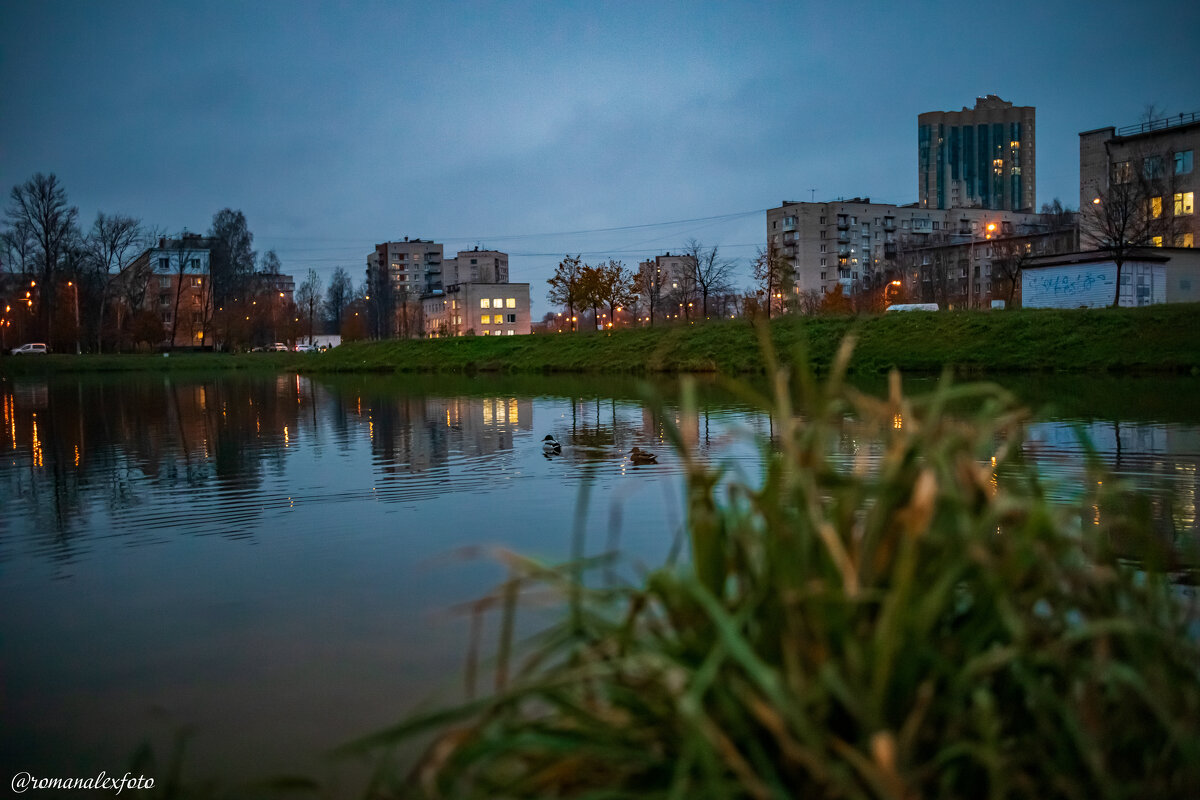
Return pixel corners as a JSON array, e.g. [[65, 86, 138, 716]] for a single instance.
[[3, 0, 1198, 318]]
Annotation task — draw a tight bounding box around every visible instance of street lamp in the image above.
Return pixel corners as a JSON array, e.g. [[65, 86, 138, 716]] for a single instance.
[[67, 281, 80, 354]]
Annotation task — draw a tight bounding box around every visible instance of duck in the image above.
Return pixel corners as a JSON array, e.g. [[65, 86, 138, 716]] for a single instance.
[[542, 434, 562, 455], [629, 446, 658, 465]]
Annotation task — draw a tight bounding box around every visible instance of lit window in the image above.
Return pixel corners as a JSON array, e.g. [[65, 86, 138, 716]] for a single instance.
[[1176, 150, 1194, 175], [1150, 197, 1163, 218], [506, 330, 514, 336], [1175, 192, 1194, 216], [481, 315, 491, 324], [481, 330, 489, 336], [1152, 236, 1164, 247], [493, 298, 502, 307], [1176, 233, 1195, 248], [1113, 161, 1133, 184], [505, 298, 515, 308], [480, 298, 490, 308]]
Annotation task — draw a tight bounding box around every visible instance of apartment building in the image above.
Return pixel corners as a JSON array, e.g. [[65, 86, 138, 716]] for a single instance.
[[918, 96, 1036, 213], [423, 283, 531, 338], [443, 248, 509, 285], [766, 199, 1045, 298], [1079, 110, 1198, 249], [121, 233, 214, 347], [636, 252, 697, 322]]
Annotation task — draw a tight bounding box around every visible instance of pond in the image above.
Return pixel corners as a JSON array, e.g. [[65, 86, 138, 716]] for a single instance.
[[2, 370, 1198, 787]]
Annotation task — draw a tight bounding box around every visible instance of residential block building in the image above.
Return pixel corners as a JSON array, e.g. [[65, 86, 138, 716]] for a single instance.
[[765, 199, 1045, 299], [1079, 110, 1198, 249], [423, 283, 531, 337], [443, 248, 509, 285], [637, 252, 697, 322], [918, 96, 1036, 212], [121, 233, 214, 348]]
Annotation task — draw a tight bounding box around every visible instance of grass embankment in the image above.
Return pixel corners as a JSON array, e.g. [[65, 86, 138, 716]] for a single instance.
[[314, 303, 1200, 375], [2, 303, 1197, 377]]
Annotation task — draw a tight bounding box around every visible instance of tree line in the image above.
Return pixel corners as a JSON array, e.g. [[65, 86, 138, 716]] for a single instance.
[[1, 172, 364, 351]]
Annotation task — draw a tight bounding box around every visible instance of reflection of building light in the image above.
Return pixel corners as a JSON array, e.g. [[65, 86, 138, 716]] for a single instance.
[[508, 399, 519, 425], [74, 445, 80, 467], [31, 415, 42, 468], [483, 401, 493, 425], [369, 421, 374, 441], [893, 414, 903, 429], [284, 426, 290, 447]]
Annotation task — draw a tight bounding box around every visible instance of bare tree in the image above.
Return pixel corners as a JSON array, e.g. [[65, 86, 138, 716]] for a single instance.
[[1080, 157, 1172, 308], [166, 234, 205, 347], [681, 238, 735, 320], [84, 212, 142, 351], [296, 268, 322, 345], [2, 218, 36, 275], [5, 173, 79, 339], [990, 238, 1030, 308], [208, 209, 256, 305], [752, 244, 793, 318], [591, 260, 635, 330], [547, 254, 584, 331], [635, 258, 668, 325]]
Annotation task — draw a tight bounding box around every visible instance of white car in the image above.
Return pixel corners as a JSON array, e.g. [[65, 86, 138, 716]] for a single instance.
[[294, 343, 317, 353], [11, 343, 48, 355]]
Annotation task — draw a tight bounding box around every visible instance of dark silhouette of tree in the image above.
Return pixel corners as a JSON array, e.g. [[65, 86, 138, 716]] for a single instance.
[[296, 268, 322, 345], [635, 258, 668, 325], [5, 173, 79, 339], [752, 244, 793, 318], [83, 212, 142, 351], [681, 238, 735, 320], [547, 254, 584, 331], [166, 234, 206, 347], [324, 266, 353, 332], [207, 209, 255, 305]]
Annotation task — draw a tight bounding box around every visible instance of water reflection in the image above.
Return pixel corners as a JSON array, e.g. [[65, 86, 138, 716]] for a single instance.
[[1, 371, 1198, 785]]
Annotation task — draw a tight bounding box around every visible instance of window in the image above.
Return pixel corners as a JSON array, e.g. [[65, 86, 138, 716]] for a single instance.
[[505, 298, 515, 308], [481, 315, 491, 324], [507, 314, 516, 323], [820, 272, 826, 280], [1176, 150, 1194, 175], [480, 298, 490, 308], [1143, 155, 1163, 179], [1113, 161, 1133, 184], [506, 330, 514, 336], [159, 257, 169, 271], [1177, 233, 1195, 248], [493, 298, 502, 308], [820, 244, 827, 253], [1152, 236, 1164, 247], [1150, 196, 1163, 218], [1175, 192, 1194, 216]]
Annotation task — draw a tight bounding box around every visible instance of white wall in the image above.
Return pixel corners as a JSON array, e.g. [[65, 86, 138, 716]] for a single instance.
[[1022, 259, 1165, 309]]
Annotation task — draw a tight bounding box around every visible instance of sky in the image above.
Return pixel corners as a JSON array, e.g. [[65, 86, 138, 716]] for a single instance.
[[2, 0, 1198, 319]]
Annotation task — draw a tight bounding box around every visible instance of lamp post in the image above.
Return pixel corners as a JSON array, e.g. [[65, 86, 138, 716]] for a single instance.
[[67, 281, 80, 354]]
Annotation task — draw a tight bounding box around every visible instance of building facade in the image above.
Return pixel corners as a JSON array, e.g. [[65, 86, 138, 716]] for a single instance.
[[766, 199, 1045, 299], [1022, 247, 1200, 309], [918, 96, 1036, 212], [1079, 110, 1198, 249], [897, 223, 1078, 309], [121, 234, 214, 348], [443, 248, 509, 285], [423, 283, 531, 337]]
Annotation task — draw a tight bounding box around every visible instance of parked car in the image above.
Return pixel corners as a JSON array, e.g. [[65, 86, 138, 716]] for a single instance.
[[11, 343, 48, 355], [294, 343, 317, 353], [269, 342, 289, 352]]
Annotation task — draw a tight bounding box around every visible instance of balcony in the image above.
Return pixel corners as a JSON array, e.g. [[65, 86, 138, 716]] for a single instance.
[[837, 231, 851, 243], [836, 217, 849, 230], [884, 244, 898, 259], [883, 218, 896, 231]]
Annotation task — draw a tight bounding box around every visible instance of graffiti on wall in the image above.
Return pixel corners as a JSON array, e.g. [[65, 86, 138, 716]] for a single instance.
[[1030, 271, 1109, 296]]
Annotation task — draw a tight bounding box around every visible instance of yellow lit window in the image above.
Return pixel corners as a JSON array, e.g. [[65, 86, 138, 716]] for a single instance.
[[481, 315, 491, 324], [1175, 192, 1194, 215], [480, 298, 490, 308], [481, 330, 489, 336], [493, 298, 502, 308], [1177, 233, 1195, 248], [505, 298, 516, 308], [1150, 196, 1163, 218], [1152, 236, 1164, 247]]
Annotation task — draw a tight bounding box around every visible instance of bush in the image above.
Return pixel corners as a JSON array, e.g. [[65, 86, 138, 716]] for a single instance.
[[343, 335, 1200, 799]]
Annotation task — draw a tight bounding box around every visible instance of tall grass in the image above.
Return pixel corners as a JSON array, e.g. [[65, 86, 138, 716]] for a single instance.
[[341, 334, 1200, 799]]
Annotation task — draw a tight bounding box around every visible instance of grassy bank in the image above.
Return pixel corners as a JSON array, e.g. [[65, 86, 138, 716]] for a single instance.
[[314, 303, 1200, 375], [3, 303, 1198, 377]]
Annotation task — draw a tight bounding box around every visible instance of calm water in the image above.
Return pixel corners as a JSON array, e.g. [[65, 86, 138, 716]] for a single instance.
[[2, 371, 1198, 785]]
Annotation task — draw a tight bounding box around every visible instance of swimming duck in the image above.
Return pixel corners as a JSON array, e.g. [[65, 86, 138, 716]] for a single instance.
[[542, 435, 562, 455], [629, 446, 657, 465]]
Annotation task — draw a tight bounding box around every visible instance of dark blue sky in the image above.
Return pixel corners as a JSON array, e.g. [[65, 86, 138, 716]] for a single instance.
[[3, 0, 1198, 317]]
